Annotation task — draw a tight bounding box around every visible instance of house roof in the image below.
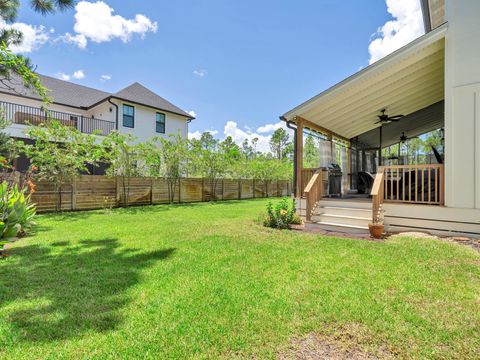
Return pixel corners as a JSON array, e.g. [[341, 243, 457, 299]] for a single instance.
[[281, 23, 447, 140], [0, 74, 193, 119], [111, 82, 192, 118]]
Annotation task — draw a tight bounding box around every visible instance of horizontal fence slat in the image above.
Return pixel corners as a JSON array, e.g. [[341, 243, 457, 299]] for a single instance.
[[25, 176, 292, 213]]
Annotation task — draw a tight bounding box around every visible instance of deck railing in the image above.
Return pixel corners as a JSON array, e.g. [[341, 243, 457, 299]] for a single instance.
[[304, 168, 324, 221], [0, 101, 116, 136], [371, 164, 444, 221], [301, 168, 317, 197], [381, 164, 444, 205], [371, 167, 385, 223]]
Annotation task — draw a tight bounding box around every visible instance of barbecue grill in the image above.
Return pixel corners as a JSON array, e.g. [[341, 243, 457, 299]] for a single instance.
[[327, 164, 343, 197]]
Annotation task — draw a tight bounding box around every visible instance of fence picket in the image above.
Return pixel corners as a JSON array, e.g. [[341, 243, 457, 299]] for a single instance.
[[27, 175, 291, 213]]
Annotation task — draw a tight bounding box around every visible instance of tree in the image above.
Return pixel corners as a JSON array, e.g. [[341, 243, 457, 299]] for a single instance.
[[249, 155, 292, 196], [0, 116, 19, 162], [136, 139, 163, 177], [270, 128, 290, 160], [220, 136, 241, 177], [251, 137, 259, 156], [23, 121, 102, 211], [102, 131, 139, 206], [1, 0, 74, 100], [189, 132, 228, 200], [1, 0, 74, 46], [158, 134, 189, 203], [241, 138, 254, 160], [303, 134, 319, 168]]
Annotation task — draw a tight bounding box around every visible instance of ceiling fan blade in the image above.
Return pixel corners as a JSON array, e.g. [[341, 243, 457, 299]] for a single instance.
[[389, 115, 404, 119]]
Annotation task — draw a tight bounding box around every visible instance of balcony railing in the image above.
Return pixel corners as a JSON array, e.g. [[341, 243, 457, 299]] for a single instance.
[[0, 101, 116, 136]]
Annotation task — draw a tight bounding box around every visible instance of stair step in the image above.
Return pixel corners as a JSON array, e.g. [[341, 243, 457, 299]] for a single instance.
[[315, 221, 368, 229], [307, 221, 369, 234], [316, 206, 372, 217], [316, 213, 370, 221], [317, 199, 372, 209], [311, 214, 371, 227], [320, 206, 371, 212]]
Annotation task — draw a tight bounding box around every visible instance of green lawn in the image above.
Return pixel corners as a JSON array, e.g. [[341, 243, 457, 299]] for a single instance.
[[0, 199, 479, 359]]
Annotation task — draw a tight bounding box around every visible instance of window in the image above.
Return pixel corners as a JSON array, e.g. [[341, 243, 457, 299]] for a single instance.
[[123, 104, 134, 128], [156, 112, 166, 133]]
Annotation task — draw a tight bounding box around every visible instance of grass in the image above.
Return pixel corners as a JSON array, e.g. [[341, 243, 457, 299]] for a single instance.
[[0, 199, 479, 359]]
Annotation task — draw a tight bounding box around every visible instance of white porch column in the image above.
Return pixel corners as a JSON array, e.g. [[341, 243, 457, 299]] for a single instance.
[[444, 0, 480, 209]]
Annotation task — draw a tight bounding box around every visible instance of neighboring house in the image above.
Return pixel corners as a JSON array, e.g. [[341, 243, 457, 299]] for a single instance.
[[0, 74, 194, 142], [282, 0, 480, 236], [0, 74, 194, 172]]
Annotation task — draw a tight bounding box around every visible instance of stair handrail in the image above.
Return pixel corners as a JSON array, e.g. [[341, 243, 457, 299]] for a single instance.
[[370, 166, 385, 223], [304, 168, 323, 221]]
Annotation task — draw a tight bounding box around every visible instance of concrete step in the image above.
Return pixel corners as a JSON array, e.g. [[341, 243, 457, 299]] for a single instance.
[[311, 213, 371, 227], [306, 221, 369, 234], [315, 206, 372, 218], [317, 199, 372, 209]]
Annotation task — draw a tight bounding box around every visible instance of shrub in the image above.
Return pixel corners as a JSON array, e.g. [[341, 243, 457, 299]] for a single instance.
[[263, 197, 301, 229], [0, 181, 36, 250]]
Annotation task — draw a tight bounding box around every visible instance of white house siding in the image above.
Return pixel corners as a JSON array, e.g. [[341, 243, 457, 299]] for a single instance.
[[112, 99, 188, 143], [444, 0, 480, 209], [0, 93, 88, 139], [0, 94, 189, 143]]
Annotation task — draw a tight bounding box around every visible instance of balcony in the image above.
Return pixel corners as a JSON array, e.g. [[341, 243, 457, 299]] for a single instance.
[[0, 101, 116, 136]]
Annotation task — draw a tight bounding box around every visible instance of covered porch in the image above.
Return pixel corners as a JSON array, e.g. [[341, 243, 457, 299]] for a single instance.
[[281, 25, 459, 234]]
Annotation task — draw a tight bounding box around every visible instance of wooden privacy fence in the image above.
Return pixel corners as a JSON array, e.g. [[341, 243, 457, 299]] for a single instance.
[[30, 175, 292, 213]]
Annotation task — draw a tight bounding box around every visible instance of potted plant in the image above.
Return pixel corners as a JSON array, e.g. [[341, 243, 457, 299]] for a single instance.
[[369, 205, 385, 238]]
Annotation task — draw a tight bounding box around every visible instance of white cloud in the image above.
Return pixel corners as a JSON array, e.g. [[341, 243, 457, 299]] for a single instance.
[[193, 69, 207, 77], [368, 0, 424, 64], [187, 110, 197, 118], [224, 121, 292, 153], [59, 33, 88, 49], [188, 120, 292, 153], [100, 74, 112, 81], [61, 1, 157, 49], [256, 121, 285, 134], [73, 70, 85, 79], [55, 70, 85, 81], [188, 129, 218, 140], [56, 72, 71, 81], [0, 20, 50, 53]]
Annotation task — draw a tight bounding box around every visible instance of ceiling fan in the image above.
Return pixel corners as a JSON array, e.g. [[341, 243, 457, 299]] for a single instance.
[[375, 109, 404, 124], [399, 132, 418, 143]]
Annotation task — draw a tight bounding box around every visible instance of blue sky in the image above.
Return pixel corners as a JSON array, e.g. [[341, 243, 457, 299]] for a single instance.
[[4, 0, 424, 151]]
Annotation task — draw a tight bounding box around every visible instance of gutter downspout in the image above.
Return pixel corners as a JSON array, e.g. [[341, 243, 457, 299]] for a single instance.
[[108, 98, 119, 130], [281, 116, 297, 197]]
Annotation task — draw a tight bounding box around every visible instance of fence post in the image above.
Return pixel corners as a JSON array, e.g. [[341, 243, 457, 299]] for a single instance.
[[71, 177, 77, 211], [222, 179, 225, 200], [238, 179, 242, 200], [150, 178, 154, 205], [115, 176, 120, 207], [178, 178, 181, 203], [253, 179, 256, 199], [277, 180, 279, 197], [201, 178, 205, 202]]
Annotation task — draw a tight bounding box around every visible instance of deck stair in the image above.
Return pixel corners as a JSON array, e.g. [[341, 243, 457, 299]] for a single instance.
[[307, 199, 372, 234]]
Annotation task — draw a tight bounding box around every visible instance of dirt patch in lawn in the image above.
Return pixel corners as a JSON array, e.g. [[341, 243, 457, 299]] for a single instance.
[[390, 231, 480, 252], [278, 324, 394, 360]]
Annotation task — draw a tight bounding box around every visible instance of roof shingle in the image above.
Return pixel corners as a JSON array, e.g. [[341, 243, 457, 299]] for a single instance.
[[0, 74, 193, 118]]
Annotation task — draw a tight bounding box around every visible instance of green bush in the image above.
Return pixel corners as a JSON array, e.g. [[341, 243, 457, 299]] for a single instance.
[[263, 197, 301, 229], [0, 181, 36, 250]]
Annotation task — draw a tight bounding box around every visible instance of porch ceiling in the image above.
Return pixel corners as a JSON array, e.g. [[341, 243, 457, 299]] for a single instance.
[[282, 24, 447, 140]]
